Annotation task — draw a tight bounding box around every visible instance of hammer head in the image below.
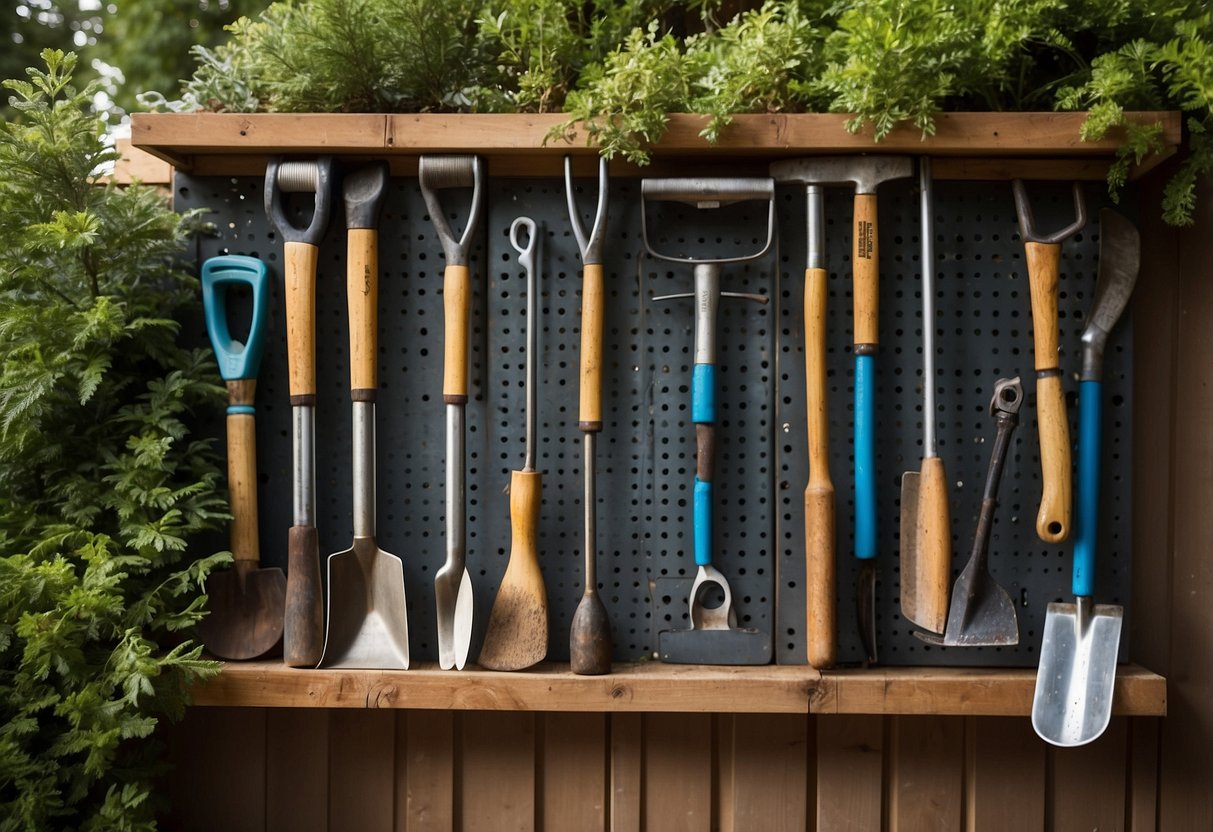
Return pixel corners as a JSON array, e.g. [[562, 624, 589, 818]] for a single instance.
[[770, 155, 913, 194]]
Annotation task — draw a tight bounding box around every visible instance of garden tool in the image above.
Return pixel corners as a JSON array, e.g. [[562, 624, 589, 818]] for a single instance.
[[770, 155, 912, 665], [197, 255, 285, 661], [900, 157, 953, 635], [642, 177, 774, 666], [419, 154, 484, 671], [318, 161, 410, 670], [564, 156, 613, 675], [1033, 208, 1139, 747], [768, 162, 836, 669], [1012, 179, 1087, 544], [916, 377, 1022, 648], [264, 156, 334, 668], [479, 217, 549, 671]]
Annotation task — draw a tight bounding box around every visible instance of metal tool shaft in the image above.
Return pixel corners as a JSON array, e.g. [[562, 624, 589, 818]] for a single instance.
[[292, 406, 315, 526], [352, 401, 375, 538], [920, 159, 937, 456]]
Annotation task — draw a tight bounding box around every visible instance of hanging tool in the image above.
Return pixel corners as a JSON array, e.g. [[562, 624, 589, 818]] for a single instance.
[[197, 255, 285, 661], [264, 156, 334, 668], [916, 377, 1023, 647], [479, 217, 549, 671], [1033, 209, 1139, 747], [564, 156, 613, 675], [771, 155, 911, 665], [643, 177, 774, 666], [318, 161, 410, 669], [419, 154, 484, 671], [900, 157, 953, 635], [768, 162, 836, 669], [1012, 180, 1087, 544]]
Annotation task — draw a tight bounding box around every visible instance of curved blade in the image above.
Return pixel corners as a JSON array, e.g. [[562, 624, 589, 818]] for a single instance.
[[1087, 210, 1140, 341]]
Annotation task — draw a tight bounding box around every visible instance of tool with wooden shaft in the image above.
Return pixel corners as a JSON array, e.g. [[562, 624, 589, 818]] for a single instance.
[[1033, 208, 1138, 747], [479, 217, 549, 671], [564, 156, 613, 675], [771, 155, 910, 664], [900, 157, 953, 636], [643, 177, 774, 666], [769, 161, 837, 668], [318, 161, 410, 669], [1012, 180, 1087, 544], [419, 155, 484, 671], [198, 255, 285, 660], [916, 377, 1023, 647], [264, 156, 334, 667]]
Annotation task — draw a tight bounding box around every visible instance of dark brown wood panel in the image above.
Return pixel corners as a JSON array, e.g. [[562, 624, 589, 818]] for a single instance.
[[610, 713, 643, 832], [541, 712, 607, 831], [266, 708, 329, 832], [1049, 718, 1128, 831], [888, 716, 964, 832], [717, 713, 810, 831], [402, 710, 455, 832], [966, 717, 1046, 832], [460, 711, 536, 832], [329, 710, 395, 832], [816, 715, 884, 831], [162, 707, 266, 832], [642, 713, 713, 832]]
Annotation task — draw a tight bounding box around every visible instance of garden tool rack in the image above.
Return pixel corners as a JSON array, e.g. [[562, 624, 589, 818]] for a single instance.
[[127, 112, 1173, 718]]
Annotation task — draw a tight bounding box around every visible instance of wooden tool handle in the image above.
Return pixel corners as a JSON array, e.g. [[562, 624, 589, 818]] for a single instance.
[[578, 263, 605, 432], [226, 380, 259, 567], [443, 264, 471, 403], [510, 469, 543, 570], [1025, 242, 1061, 369], [284, 524, 323, 667], [805, 483, 836, 668], [1035, 373, 1072, 542], [347, 228, 378, 398], [284, 241, 318, 402], [804, 266, 836, 668], [852, 193, 880, 348], [805, 268, 831, 478], [913, 456, 952, 633]]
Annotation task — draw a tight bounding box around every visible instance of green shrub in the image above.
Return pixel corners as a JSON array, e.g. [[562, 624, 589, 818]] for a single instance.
[[0, 50, 228, 831]]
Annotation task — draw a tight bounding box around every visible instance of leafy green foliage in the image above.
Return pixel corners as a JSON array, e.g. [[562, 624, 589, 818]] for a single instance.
[[151, 0, 1213, 224], [0, 50, 228, 830]]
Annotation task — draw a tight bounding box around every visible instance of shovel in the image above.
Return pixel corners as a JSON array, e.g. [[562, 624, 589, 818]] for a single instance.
[[419, 155, 484, 671], [1032, 208, 1139, 747], [318, 161, 410, 670], [197, 255, 286, 660], [916, 377, 1022, 647], [479, 217, 549, 671]]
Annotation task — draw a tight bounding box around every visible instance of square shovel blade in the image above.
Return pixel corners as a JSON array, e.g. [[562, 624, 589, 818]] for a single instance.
[[1031, 600, 1123, 747]]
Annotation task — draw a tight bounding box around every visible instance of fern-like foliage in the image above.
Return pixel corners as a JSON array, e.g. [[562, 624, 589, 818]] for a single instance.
[[0, 51, 228, 831]]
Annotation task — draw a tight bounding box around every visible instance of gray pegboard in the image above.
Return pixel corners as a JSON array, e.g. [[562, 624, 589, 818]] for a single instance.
[[179, 170, 1132, 668]]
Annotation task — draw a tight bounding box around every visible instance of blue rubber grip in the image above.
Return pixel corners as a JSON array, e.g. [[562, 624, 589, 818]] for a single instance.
[[692, 364, 716, 425], [201, 255, 270, 382], [1073, 380, 1102, 597], [694, 477, 712, 567], [854, 355, 877, 560]]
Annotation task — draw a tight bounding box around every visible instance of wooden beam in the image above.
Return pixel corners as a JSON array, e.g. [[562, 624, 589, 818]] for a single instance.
[[130, 112, 1181, 179]]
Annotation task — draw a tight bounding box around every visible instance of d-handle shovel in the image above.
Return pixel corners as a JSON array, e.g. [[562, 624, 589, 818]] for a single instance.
[[916, 377, 1022, 648], [565, 156, 613, 676], [1033, 208, 1139, 747], [198, 255, 286, 661], [265, 156, 334, 667], [318, 161, 410, 670], [419, 155, 484, 671]]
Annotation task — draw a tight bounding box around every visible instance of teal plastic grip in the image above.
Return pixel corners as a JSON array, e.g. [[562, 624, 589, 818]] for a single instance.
[[694, 477, 712, 567], [692, 364, 716, 425], [854, 354, 876, 560], [1073, 379, 1102, 597], [201, 255, 269, 383]]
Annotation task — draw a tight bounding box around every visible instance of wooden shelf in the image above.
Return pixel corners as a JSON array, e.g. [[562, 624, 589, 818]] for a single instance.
[[190, 661, 1165, 717], [130, 111, 1182, 180]]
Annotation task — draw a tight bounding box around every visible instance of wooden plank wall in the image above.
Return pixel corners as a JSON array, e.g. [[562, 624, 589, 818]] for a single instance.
[[160, 709, 1161, 832]]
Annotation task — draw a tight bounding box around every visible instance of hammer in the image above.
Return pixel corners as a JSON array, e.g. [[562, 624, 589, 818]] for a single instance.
[[770, 156, 912, 665]]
